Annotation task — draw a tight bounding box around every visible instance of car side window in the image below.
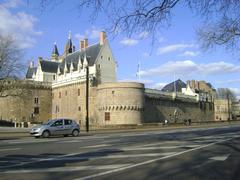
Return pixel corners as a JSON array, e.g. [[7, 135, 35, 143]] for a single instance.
[[52, 120, 63, 126], [64, 119, 72, 125]]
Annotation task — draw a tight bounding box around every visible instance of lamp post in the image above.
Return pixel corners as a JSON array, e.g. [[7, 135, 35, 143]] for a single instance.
[[84, 55, 90, 132]]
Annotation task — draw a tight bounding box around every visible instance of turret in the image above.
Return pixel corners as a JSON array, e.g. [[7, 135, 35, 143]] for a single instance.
[[51, 42, 59, 61], [64, 31, 73, 55]]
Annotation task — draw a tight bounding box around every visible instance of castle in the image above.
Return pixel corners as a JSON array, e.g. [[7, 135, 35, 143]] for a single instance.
[[0, 31, 216, 127]]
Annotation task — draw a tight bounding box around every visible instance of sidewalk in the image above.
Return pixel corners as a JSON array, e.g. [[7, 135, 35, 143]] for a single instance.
[[0, 121, 240, 140]]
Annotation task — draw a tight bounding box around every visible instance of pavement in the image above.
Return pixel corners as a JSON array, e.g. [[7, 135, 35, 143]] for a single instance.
[[0, 120, 239, 139], [0, 124, 240, 179]]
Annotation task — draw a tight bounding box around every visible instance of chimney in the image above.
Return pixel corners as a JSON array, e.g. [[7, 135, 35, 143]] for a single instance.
[[84, 38, 88, 49], [100, 31, 106, 45], [80, 40, 84, 51]]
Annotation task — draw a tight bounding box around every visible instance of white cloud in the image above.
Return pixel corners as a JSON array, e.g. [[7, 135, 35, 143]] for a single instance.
[[0, 0, 41, 49], [75, 27, 101, 40], [158, 37, 165, 43], [143, 52, 150, 58], [119, 78, 154, 84], [216, 79, 240, 84], [140, 60, 240, 77], [75, 33, 84, 40], [150, 82, 167, 90], [157, 43, 196, 55], [120, 38, 138, 46], [139, 31, 149, 39], [229, 88, 240, 100], [180, 51, 199, 57]]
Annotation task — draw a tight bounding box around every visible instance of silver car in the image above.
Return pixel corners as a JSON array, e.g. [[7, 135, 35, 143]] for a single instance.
[[30, 118, 80, 138]]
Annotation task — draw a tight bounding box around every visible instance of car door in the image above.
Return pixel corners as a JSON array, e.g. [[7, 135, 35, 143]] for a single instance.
[[50, 119, 64, 135], [63, 119, 73, 134]]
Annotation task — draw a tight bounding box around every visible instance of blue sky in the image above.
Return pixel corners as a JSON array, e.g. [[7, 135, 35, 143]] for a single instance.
[[0, 0, 240, 99]]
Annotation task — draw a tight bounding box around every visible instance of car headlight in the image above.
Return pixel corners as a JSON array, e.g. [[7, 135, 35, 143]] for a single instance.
[[34, 128, 41, 132]]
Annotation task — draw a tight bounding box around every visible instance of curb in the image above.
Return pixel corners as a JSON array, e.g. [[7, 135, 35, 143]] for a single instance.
[[0, 121, 240, 140]]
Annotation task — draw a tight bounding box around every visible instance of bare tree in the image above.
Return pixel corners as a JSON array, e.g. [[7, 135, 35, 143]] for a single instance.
[[0, 35, 25, 97], [217, 88, 237, 102], [38, 0, 240, 51]]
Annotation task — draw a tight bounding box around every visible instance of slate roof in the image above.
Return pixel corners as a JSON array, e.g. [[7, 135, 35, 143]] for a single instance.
[[39, 60, 59, 73], [161, 79, 186, 92], [52, 44, 59, 55], [26, 67, 37, 79], [59, 43, 102, 71]]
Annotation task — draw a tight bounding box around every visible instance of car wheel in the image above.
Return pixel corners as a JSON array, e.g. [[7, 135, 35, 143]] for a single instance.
[[42, 130, 50, 138], [72, 129, 79, 137]]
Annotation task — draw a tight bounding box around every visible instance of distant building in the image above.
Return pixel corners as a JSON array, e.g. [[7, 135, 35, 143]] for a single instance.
[[161, 79, 186, 93], [214, 99, 232, 121], [232, 101, 240, 120], [187, 80, 217, 102]]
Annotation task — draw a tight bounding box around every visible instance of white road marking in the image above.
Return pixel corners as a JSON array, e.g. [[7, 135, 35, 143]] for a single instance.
[[55, 140, 82, 143], [1, 164, 132, 174], [122, 144, 200, 151], [141, 141, 189, 147], [75, 136, 238, 180], [0, 148, 21, 152], [80, 144, 109, 148], [45, 152, 178, 161], [103, 152, 177, 158], [7, 139, 57, 144], [209, 154, 229, 161], [192, 154, 230, 169]]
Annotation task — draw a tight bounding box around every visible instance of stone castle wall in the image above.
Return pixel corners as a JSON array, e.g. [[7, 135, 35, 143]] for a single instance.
[[0, 80, 52, 123], [0, 80, 215, 126], [52, 82, 98, 126], [144, 90, 214, 123], [96, 82, 145, 125]]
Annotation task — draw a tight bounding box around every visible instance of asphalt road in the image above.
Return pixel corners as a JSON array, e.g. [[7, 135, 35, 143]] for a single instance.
[[1, 125, 240, 180]]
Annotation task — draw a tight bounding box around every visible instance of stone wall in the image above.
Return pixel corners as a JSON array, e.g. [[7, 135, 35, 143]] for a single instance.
[[0, 80, 52, 123], [96, 82, 145, 125], [144, 90, 214, 123], [52, 81, 98, 126]]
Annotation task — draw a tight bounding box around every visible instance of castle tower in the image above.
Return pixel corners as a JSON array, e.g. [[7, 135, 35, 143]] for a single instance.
[[51, 42, 59, 61], [64, 31, 73, 55]]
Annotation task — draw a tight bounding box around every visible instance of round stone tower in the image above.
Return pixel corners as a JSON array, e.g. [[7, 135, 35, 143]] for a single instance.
[[96, 82, 145, 125]]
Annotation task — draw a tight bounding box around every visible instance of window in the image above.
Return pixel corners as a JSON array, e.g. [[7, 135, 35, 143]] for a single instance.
[[64, 119, 72, 125], [101, 55, 103, 59], [78, 89, 80, 96], [52, 93, 54, 99], [105, 112, 110, 121], [34, 107, 39, 114], [65, 91, 67, 96], [108, 57, 110, 61], [59, 92, 61, 98], [55, 105, 59, 113], [78, 106, 81, 111], [52, 120, 63, 126], [53, 75, 56, 80], [34, 97, 39, 104]]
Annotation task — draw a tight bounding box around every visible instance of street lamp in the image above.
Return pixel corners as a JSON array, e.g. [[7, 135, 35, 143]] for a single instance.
[[84, 55, 90, 132]]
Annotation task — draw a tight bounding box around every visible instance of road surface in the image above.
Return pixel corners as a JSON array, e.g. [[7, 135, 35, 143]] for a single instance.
[[1, 125, 240, 180]]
